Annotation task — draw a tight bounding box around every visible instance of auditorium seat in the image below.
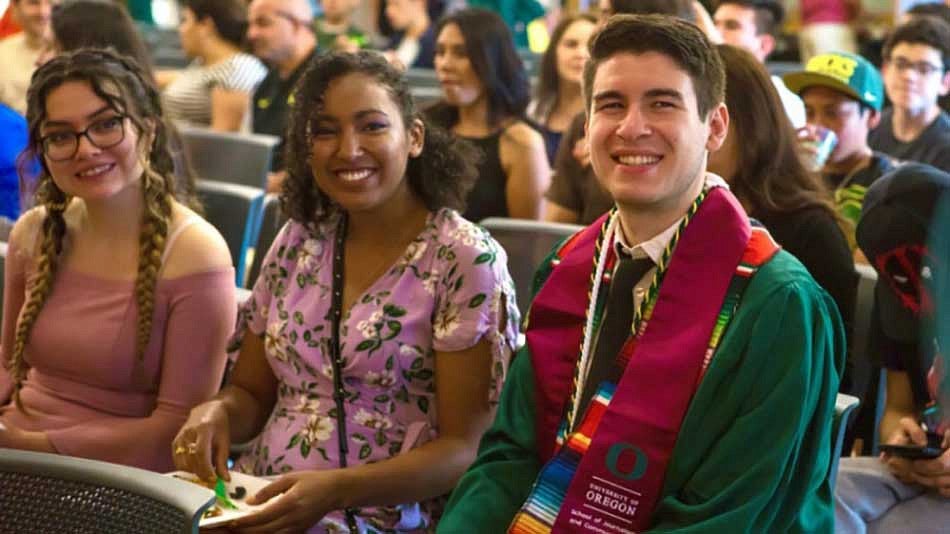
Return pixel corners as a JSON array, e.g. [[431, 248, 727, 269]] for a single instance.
[[178, 127, 279, 190], [480, 217, 583, 318], [0, 448, 214, 534], [195, 180, 265, 287]]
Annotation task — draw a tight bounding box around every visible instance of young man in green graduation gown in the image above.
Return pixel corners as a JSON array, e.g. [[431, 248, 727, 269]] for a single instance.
[[438, 14, 845, 534]]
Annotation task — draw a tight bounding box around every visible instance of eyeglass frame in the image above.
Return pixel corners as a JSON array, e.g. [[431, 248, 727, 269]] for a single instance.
[[886, 56, 947, 77], [39, 114, 128, 162]]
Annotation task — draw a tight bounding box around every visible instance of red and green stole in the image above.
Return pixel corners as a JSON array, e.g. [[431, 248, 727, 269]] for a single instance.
[[511, 186, 780, 533]]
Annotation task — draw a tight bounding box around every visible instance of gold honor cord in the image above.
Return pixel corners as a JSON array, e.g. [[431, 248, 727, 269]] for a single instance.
[[561, 189, 708, 437]]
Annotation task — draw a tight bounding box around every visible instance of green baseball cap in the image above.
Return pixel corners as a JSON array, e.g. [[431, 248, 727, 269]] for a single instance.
[[783, 51, 884, 111]]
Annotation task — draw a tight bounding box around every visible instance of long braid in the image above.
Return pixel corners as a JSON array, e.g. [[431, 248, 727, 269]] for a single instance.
[[130, 53, 176, 375], [8, 187, 70, 411], [132, 167, 171, 372]]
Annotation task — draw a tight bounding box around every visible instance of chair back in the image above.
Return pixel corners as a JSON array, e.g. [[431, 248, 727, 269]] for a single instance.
[[196, 180, 265, 286], [766, 61, 801, 77], [0, 241, 6, 322], [0, 449, 214, 534], [405, 68, 440, 89], [830, 393, 861, 488], [244, 194, 285, 289], [854, 264, 878, 368], [480, 217, 584, 317], [178, 127, 279, 190], [853, 264, 888, 455]]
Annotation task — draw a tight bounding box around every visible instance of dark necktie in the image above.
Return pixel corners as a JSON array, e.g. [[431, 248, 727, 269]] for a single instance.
[[576, 254, 655, 419]]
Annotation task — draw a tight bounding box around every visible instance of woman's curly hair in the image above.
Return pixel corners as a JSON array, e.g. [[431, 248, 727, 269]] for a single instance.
[[281, 51, 480, 227]]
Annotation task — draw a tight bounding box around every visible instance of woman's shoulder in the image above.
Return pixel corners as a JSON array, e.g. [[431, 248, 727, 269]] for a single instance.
[[226, 52, 266, 71], [160, 204, 233, 279], [209, 53, 266, 84], [762, 205, 848, 256], [501, 120, 545, 150], [8, 205, 47, 257], [431, 209, 507, 263], [261, 218, 333, 263]]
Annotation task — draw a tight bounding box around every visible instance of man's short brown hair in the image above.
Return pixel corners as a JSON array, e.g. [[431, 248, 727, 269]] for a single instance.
[[583, 14, 725, 119]]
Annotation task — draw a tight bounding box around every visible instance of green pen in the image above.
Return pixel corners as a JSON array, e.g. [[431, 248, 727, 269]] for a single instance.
[[214, 478, 239, 510]]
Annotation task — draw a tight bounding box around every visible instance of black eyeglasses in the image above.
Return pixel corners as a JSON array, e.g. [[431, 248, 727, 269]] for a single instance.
[[40, 115, 127, 161], [889, 57, 946, 77]]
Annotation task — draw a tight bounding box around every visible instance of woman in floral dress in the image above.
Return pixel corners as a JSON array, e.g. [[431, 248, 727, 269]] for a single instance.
[[172, 51, 521, 534]]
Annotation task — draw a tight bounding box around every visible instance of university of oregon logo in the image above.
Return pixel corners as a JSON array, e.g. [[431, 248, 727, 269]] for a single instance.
[[606, 442, 648, 481], [807, 54, 858, 86]]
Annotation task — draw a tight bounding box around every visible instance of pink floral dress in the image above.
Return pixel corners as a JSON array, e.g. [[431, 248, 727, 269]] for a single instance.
[[232, 208, 520, 533]]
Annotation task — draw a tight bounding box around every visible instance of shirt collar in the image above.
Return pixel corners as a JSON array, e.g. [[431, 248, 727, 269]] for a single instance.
[[613, 173, 729, 263]]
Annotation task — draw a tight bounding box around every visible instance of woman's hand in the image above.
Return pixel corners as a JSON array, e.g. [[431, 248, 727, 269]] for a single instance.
[[227, 470, 346, 533], [0, 421, 54, 452], [172, 400, 232, 483]]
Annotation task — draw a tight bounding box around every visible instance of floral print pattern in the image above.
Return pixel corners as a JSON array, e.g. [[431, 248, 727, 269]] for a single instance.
[[231, 209, 520, 533]]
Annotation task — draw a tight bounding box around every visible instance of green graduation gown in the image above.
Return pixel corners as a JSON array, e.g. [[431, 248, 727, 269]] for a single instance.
[[438, 249, 845, 533]]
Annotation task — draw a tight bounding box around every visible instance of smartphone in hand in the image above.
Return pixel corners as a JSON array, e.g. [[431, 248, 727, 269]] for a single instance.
[[880, 432, 946, 460], [879, 444, 945, 460]]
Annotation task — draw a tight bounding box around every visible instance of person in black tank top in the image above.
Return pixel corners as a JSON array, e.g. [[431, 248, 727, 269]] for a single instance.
[[427, 8, 550, 221], [528, 14, 597, 166], [708, 45, 860, 403]]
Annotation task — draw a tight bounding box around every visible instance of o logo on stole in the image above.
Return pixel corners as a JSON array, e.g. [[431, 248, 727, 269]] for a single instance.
[[605, 442, 648, 481]]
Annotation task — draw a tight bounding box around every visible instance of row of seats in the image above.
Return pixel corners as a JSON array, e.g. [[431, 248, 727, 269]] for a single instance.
[[178, 127, 276, 286], [0, 395, 861, 533]]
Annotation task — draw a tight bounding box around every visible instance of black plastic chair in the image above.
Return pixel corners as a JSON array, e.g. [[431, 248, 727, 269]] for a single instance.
[[830, 394, 861, 489], [196, 180, 265, 286], [0, 241, 6, 323], [178, 127, 279, 190], [850, 264, 887, 455], [244, 194, 285, 289]]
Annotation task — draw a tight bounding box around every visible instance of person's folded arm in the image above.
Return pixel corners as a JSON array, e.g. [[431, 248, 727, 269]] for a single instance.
[[210, 87, 252, 132], [502, 123, 551, 220]]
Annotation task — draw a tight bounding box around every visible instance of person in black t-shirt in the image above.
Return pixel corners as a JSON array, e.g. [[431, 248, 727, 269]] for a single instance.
[[902, 3, 950, 114], [247, 0, 316, 191], [870, 16, 950, 173]]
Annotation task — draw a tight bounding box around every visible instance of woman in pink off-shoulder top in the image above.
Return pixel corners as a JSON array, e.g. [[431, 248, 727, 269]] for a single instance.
[[0, 49, 235, 472]]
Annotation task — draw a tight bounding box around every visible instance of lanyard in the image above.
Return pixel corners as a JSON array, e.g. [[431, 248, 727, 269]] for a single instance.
[[331, 213, 360, 534]]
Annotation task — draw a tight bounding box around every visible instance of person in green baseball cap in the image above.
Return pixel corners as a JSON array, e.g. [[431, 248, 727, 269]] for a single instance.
[[784, 50, 896, 253]]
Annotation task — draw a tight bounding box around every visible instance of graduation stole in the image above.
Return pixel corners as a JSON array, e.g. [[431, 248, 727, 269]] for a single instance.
[[512, 186, 779, 533]]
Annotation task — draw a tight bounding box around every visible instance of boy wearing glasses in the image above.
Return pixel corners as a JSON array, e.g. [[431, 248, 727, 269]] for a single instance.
[[870, 16, 950, 173]]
